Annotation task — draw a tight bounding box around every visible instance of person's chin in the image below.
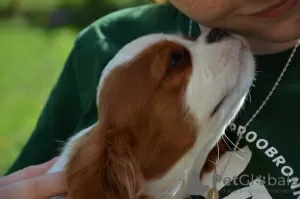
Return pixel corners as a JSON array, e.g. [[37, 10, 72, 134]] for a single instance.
[[255, 13, 300, 43], [257, 29, 300, 43]]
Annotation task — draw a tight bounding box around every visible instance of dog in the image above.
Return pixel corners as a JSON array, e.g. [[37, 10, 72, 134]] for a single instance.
[[47, 27, 255, 199]]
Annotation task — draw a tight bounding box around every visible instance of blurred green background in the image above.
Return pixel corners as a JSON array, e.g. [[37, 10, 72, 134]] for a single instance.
[[0, 0, 154, 175]]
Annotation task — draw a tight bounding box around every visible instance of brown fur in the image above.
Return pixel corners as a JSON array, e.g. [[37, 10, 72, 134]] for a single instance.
[[65, 41, 198, 199]]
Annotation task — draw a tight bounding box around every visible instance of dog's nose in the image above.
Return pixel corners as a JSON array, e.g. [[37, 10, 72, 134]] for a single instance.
[[206, 28, 230, 44]]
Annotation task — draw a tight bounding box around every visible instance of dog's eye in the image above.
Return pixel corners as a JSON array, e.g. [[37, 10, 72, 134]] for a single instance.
[[171, 52, 183, 67]]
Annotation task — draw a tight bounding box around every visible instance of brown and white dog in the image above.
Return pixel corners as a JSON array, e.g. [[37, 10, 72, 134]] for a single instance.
[[47, 27, 255, 199]]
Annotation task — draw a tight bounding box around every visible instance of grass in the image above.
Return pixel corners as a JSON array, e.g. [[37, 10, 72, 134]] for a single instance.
[[0, 20, 77, 175]]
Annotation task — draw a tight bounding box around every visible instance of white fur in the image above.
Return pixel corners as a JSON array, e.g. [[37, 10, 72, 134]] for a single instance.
[[47, 124, 96, 174], [47, 30, 255, 199], [47, 124, 97, 199]]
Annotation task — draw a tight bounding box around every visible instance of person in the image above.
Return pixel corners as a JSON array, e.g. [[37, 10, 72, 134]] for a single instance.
[[0, 157, 66, 199], [4, 0, 300, 198]]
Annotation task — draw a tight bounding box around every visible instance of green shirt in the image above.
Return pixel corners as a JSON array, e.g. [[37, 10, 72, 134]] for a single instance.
[[6, 3, 300, 199]]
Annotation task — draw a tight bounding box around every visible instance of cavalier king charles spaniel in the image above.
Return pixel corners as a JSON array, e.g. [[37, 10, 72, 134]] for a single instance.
[[47, 27, 255, 199]]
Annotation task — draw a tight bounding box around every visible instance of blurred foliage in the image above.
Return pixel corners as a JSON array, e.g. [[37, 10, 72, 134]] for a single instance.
[[0, 20, 77, 175], [0, 0, 152, 11], [0, 0, 154, 29]]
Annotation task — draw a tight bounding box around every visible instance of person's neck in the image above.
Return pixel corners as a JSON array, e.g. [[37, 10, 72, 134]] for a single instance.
[[245, 37, 298, 55]]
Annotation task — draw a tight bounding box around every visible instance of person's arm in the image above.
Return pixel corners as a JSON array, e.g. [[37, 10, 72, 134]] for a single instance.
[[6, 46, 84, 174]]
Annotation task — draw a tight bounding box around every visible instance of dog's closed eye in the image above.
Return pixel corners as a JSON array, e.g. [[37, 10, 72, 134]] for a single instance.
[[171, 52, 183, 67]]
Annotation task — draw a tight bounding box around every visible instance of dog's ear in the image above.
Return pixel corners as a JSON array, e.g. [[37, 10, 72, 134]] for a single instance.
[[66, 123, 152, 199]]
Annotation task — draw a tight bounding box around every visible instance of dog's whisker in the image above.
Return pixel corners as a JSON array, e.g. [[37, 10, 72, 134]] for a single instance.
[[53, 139, 65, 143], [221, 136, 232, 151], [52, 139, 67, 152], [216, 140, 220, 164], [222, 134, 245, 152], [247, 91, 252, 103], [161, 166, 192, 197], [207, 159, 216, 164], [233, 152, 247, 162]]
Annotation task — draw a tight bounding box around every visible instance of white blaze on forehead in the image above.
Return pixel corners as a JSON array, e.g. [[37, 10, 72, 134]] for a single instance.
[[96, 33, 192, 106]]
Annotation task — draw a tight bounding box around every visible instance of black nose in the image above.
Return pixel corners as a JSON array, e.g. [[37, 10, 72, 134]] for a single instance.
[[206, 28, 230, 44]]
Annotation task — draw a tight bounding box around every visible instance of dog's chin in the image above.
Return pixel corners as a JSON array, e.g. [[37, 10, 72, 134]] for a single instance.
[[203, 45, 255, 153], [186, 50, 255, 194], [222, 46, 255, 120], [207, 38, 253, 118]]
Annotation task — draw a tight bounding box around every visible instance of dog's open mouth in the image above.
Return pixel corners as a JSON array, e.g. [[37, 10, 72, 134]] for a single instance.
[[210, 94, 228, 117]]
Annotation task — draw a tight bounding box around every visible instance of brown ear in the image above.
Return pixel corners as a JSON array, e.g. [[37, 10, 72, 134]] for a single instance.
[[66, 124, 152, 199]]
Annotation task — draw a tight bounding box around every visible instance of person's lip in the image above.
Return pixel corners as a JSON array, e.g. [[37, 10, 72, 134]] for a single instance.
[[250, 0, 298, 18]]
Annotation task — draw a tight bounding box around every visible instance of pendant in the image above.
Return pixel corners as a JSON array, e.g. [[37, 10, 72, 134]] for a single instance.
[[206, 166, 219, 199], [206, 187, 219, 199]]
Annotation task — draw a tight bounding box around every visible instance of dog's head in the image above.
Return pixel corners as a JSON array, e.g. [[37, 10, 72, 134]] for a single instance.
[[66, 29, 255, 199]]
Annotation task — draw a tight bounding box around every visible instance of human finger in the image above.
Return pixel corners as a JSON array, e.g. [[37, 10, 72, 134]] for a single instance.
[[0, 172, 66, 199], [0, 157, 57, 187]]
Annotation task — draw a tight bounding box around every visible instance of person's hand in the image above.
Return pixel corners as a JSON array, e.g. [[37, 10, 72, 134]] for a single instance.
[[0, 158, 67, 199]]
